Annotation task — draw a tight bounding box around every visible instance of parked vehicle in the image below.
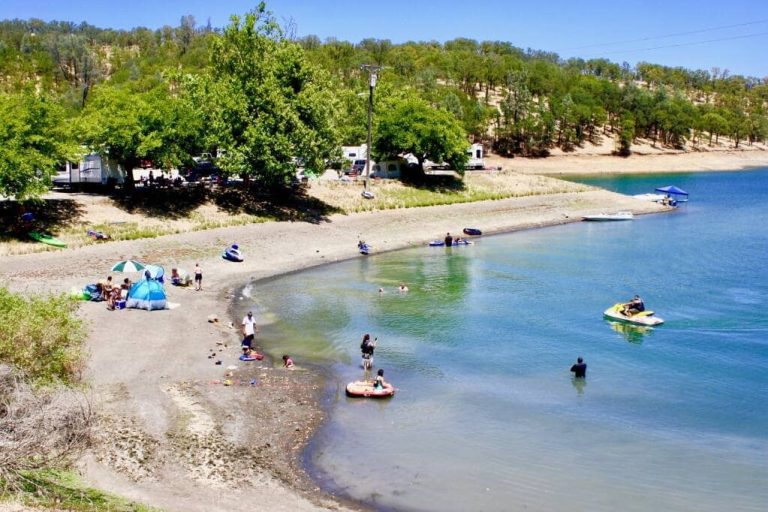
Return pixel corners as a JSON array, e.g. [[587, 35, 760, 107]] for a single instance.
[[52, 153, 124, 189]]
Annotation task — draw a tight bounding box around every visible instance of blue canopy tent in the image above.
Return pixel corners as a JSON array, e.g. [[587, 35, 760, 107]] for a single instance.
[[126, 278, 167, 311], [655, 185, 689, 203]]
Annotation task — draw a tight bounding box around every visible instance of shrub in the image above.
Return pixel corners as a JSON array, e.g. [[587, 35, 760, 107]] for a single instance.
[[0, 287, 86, 386]]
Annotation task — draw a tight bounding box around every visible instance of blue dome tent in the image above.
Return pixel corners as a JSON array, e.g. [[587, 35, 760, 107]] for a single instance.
[[126, 279, 167, 311]]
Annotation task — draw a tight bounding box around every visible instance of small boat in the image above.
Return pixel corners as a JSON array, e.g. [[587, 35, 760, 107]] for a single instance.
[[603, 303, 664, 326], [29, 231, 66, 248], [463, 227, 482, 236], [222, 245, 244, 262], [582, 212, 634, 221], [345, 381, 395, 398]]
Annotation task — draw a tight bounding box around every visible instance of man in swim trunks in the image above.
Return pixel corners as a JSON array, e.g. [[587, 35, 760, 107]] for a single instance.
[[194, 263, 202, 291], [242, 311, 258, 348], [570, 357, 587, 378], [444, 232, 453, 246]]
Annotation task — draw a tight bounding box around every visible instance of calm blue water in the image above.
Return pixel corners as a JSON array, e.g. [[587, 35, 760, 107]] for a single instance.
[[244, 169, 768, 512]]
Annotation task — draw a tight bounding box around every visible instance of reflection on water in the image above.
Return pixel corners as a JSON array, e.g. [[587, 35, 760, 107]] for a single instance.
[[607, 320, 654, 344], [571, 377, 587, 395], [253, 169, 768, 512]]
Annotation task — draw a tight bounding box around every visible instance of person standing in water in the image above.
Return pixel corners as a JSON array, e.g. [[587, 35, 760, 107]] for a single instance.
[[570, 357, 587, 378], [444, 232, 453, 246]]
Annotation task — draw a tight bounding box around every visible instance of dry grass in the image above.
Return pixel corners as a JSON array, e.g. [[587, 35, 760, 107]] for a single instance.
[[0, 172, 590, 256], [0, 366, 92, 494], [306, 171, 592, 212]]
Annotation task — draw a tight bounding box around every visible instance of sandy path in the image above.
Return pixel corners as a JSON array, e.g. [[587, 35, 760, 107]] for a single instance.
[[0, 189, 667, 511]]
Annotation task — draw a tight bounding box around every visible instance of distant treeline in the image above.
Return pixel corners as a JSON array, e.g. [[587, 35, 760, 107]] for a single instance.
[[0, 10, 766, 198]]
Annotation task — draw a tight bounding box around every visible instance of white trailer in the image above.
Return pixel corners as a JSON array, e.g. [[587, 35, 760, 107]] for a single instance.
[[53, 153, 125, 188], [466, 143, 485, 170]]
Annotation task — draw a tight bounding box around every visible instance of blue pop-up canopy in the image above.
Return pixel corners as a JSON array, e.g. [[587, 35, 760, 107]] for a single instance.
[[655, 185, 688, 196]]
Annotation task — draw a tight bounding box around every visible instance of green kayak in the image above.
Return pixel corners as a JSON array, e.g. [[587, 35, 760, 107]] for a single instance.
[[29, 231, 67, 248]]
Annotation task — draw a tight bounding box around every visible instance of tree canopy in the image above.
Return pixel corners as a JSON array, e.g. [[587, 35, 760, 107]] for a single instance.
[[0, 89, 75, 199], [0, 3, 767, 199], [194, 4, 340, 187], [375, 95, 468, 177]]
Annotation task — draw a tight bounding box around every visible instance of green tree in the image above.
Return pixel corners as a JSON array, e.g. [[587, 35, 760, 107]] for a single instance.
[[80, 82, 200, 189], [0, 89, 75, 199], [375, 95, 468, 180], [199, 4, 340, 187]]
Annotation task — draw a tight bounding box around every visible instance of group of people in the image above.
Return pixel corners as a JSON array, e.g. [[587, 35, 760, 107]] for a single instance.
[[443, 232, 467, 246], [99, 275, 133, 310], [360, 333, 388, 389], [377, 283, 409, 294], [240, 309, 294, 368]]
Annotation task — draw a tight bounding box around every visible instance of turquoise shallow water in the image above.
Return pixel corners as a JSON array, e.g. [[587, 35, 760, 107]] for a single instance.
[[243, 169, 768, 512]]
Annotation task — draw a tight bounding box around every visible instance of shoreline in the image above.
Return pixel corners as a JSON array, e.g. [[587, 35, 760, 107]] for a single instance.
[[2, 155, 765, 511], [494, 147, 768, 175], [0, 189, 667, 512]]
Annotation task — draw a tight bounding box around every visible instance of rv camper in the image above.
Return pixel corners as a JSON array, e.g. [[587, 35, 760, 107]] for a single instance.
[[372, 160, 406, 179], [53, 153, 125, 189], [466, 143, 485, 170]]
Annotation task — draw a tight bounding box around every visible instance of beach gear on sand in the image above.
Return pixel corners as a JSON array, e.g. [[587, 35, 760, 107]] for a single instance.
[[463, 228, 482, 236], [223, 244, 244, 262], [125, 279, 167, 310], [239, 353, 264, 361], [111, 260, 146, 273], [29, 231, 66, 248]]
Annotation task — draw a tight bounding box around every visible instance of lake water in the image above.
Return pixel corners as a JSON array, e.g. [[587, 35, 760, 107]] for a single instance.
[[243, 169, 768, 512]]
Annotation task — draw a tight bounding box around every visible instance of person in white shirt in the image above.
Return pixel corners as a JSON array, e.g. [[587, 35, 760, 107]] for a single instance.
[[242, 311, 258, 348]]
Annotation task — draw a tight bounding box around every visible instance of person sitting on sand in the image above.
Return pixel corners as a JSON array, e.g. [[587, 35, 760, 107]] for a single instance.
[[171, 268, 181, 285], [242, 346, 261, 360], [107, 286, 121, 310], [120, 278, 132, 298], [99, 276, 114, 301], [282, 355, 294, 368], [622, 295, 645, 317], [373, 368, 387, 390]]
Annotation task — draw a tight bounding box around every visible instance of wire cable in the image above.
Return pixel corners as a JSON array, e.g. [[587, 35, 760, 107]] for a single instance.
[[564, 18, 768, 51]]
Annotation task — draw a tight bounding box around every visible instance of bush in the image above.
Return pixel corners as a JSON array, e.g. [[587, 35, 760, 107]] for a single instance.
[[0, 287, 86, 385]]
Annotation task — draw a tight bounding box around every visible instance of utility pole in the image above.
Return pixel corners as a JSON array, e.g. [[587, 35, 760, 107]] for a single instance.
[[360, 64, 382, 191]]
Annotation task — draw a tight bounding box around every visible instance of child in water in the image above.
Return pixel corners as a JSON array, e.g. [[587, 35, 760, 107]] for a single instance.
[[373, 368, 386, 390]]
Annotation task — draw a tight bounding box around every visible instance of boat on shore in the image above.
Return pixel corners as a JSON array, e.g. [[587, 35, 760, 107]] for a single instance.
[[582, 212, 634, 221], [345, 381, 395, 398], [603, 303, 664, 326]]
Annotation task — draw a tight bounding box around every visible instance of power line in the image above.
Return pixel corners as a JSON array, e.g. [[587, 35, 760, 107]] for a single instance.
[[592, 30, 768, 56], [564, 18, 768, 51]]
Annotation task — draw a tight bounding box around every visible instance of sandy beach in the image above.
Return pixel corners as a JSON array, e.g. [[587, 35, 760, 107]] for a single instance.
[[1, 150, 766, 511]]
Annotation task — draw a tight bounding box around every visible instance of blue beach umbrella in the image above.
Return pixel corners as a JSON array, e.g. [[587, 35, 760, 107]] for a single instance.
[[111, 260, 146, 273]]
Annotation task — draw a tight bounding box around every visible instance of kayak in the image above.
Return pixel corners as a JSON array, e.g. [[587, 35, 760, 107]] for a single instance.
[[603, 303, 664, 326], [345, 381, 395, 398], [29, 231, 66, 248], [463, 227, 482, 236]]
